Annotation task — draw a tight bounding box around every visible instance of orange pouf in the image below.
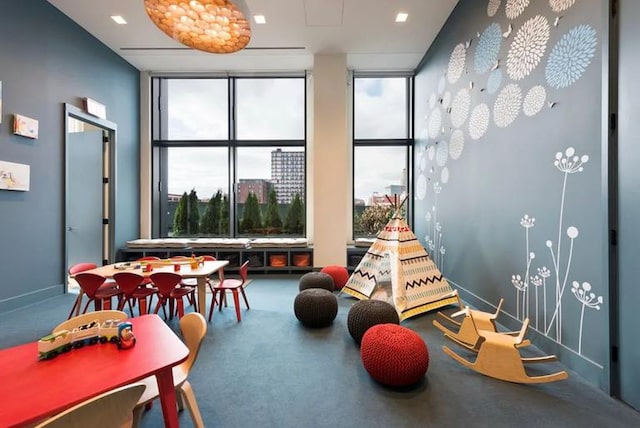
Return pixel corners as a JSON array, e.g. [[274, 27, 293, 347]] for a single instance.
[[320, 265, 350, 290], [360, 324, 429, 387]]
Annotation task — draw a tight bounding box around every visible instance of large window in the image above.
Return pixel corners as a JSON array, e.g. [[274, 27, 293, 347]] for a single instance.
[[152, 76, 306, 238], [353, 76, 413, 238]]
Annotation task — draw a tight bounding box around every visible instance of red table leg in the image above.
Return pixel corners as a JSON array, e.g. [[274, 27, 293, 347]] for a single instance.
[[155, 368, 179, 427]]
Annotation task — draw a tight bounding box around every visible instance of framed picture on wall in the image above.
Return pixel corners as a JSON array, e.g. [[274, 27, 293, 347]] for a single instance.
[[0, 160, 30, 191], [13, 114, 38, 139]]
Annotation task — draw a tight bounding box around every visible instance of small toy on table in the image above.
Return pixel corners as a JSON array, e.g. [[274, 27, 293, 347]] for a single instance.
[[117, 322, 136, 350]]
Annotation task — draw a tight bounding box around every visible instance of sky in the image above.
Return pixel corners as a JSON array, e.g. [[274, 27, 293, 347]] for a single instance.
[[165, 77, 409, 202]]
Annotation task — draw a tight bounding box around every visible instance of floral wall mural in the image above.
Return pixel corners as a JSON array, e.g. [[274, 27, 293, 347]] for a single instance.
[[414, 0, 607, 387]]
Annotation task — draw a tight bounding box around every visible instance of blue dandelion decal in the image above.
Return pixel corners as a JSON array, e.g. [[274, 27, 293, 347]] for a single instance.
[[487, 68, 503, 94], [475, 23, 503, 74], [545, 25, 598, 89]]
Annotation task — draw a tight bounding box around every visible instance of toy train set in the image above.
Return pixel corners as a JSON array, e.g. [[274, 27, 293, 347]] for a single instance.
[[37, 319, 136, 360]]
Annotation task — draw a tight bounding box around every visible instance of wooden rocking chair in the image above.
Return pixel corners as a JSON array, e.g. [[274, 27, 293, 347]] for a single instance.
[[433, 297, 529, 352], [442, 315, 568, 384]]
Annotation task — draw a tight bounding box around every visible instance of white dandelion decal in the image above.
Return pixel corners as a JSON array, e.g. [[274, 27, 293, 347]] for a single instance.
[[469, 103, 490, 140], [487, 68, 503, 94], [523, 85, 547, 116], [428, 108, 442, 139], [513, 214, 536, 321], [546, 25, 598, 89], [571, 281, 603, 354], [493, 83, 522, 128], [506, 0, 530, 20], [548, 147, 590, 340], [550, 0, 576, 13], [451, 89, 471, 128], [428, 93, 437, 109], [442, 91, 452, 110], [511, 274, 527, 320], [507, 15, 551, 80], [436, 142, 449, 167], [554, 146, 590, 173], [538, 266, 551, 329], [441, 167, 450, 184], [448, 43, 467, 84], [530, 274, 543, 329], [449, 130, 465, 159], [416, 174, 428, 200], [488, 0, 501, 17], [475, 23, 503, 74]]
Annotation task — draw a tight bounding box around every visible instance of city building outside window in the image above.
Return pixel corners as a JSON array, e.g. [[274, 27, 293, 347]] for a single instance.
[[353, 75, 413, 238], [151, 76, 306, 238]]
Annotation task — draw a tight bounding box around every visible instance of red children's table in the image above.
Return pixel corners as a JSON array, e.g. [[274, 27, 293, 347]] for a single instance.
[[0, 314, 188, 427]]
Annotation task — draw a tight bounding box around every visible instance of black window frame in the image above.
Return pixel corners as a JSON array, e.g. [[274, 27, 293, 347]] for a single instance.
[[352, 72, 415, 239], [150, 74, 308, 238]]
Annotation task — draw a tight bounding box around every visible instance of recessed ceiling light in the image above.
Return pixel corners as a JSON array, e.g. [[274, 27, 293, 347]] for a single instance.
[[395, 12, 408, 23], [111, 15, 127, 25], [254, 15, 266, 24]]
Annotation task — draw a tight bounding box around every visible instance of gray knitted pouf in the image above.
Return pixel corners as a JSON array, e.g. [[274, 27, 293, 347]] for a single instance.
[[294, 288, 338, 328], [347, 299, 400, 344], [298, 271, 335, 292]]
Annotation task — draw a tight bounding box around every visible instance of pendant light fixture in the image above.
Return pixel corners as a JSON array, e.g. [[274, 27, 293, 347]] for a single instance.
[[144, 0, 252, 54]]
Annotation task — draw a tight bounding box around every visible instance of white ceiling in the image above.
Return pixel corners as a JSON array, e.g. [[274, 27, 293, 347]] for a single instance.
[[47, 0, 459, 73]]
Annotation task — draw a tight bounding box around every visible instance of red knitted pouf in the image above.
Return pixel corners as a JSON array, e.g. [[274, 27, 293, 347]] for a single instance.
[[360, 323, 429, 387], [320, 265, 350, 290]]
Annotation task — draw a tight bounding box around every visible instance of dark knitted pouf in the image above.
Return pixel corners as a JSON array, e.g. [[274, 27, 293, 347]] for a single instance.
[[347, 299, 400, 344], [294, 288, 338, 328], [298, 271, 335, 292], [361, 324, 429, 387], [320, 265, 350, 290]]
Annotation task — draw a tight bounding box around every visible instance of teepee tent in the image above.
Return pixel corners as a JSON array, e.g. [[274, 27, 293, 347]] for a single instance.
[[343, 195, 457, 321]]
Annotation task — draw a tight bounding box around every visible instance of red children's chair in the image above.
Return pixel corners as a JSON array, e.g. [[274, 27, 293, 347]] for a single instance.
[[73, 272, 122, 313], [67, 262, 119, 319], [113, 272, 158, 317], [150, 272, 196, 320], [210, 260, 250, 322], [136, 256, 161, 286]]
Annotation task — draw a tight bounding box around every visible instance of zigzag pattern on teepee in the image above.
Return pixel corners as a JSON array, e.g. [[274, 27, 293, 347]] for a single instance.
[[351, 270, 391, 282], [404, 274, 446, 289], [342, 194, 456, 321]]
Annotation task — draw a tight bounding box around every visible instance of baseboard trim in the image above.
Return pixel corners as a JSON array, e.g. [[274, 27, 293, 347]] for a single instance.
[[0, 285, 63, 314]]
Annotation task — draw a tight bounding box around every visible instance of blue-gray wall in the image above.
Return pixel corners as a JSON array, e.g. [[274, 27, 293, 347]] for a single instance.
[[617, 0, 640, 411], [414, 0, 609, 389], [0, 0, 140, 311]]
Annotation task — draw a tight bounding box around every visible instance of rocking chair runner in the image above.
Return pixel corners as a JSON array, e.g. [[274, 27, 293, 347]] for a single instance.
[[442, 315, 568, 384]]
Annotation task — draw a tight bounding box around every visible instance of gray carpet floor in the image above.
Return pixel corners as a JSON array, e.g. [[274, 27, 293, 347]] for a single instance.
[[1, 275, 639, 428]]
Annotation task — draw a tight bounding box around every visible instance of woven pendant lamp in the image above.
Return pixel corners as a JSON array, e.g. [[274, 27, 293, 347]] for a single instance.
[[144, 0, 251, 54]]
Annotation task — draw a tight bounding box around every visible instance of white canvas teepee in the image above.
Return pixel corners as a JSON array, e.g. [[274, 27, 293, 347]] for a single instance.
[[342, 195, 457, 321]]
